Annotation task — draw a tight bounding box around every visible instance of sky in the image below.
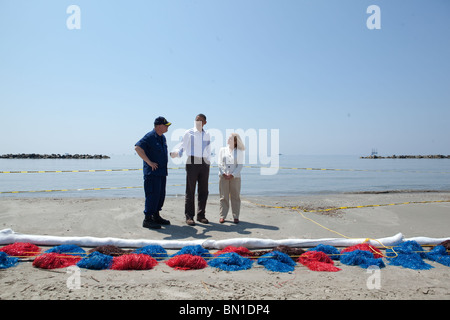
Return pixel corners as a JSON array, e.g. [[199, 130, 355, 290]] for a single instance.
[[1, 0, 449, 157]]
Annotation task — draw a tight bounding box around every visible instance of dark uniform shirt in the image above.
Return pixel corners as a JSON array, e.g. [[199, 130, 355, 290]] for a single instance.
[[135, 129, 168, 177]]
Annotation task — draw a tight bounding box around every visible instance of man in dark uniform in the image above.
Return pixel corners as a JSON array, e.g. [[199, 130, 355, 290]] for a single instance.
[[135, 116, 171, 229]]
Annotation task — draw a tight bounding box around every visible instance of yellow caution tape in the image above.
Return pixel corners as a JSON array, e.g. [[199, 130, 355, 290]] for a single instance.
[[0, 168, 143, 174], [245, 199, 450, 213], [0, 186, 143, 194], [1, 166, 449, 174], [0, 182, 218, 194], [245, 198, 450, 253]]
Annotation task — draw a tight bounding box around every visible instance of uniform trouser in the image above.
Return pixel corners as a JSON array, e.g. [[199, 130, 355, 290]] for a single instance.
[[219, 175, 241, 219], [185, 157, 210, 220], [144, 175, 166, 219]]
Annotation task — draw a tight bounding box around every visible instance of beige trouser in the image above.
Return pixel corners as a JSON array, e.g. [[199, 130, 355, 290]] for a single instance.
[[219, 175, 241, 219]]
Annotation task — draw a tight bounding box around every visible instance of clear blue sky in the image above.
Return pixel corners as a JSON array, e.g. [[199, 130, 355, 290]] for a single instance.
[[1, 0, 449, 156]]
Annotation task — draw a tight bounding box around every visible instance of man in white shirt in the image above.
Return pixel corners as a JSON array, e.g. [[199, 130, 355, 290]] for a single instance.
[[170, 114, 211, 226]]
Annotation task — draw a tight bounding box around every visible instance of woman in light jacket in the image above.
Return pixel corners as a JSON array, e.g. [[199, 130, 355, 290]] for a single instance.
[[218, 133, 245, 224]]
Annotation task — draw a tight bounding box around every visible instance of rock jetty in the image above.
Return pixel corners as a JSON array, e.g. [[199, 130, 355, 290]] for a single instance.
[[0, 153, 110, 159], [360, 154, 450, 159]]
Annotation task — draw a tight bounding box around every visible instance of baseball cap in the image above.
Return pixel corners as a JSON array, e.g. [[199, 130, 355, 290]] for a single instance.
[[154, 116, 171, 126]]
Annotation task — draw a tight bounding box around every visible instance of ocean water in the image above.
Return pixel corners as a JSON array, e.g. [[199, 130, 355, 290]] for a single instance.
[[1, 154, 450, 198]]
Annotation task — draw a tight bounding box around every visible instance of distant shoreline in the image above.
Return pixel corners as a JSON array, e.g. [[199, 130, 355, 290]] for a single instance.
[[360, 154, 450, 159], [0, 153, 110, 159]]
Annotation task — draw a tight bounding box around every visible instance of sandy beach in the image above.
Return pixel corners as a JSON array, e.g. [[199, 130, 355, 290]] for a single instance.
[[0, 191, 449, 302]]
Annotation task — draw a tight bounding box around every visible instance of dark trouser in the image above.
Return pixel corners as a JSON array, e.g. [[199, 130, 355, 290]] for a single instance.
[[144, 175, 166, 219], [185, 157, 210, 220]]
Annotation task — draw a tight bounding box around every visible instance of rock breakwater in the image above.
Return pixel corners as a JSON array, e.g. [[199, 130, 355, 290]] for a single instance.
[[0, 153, 110, 159], [360, 154, 450, 159]]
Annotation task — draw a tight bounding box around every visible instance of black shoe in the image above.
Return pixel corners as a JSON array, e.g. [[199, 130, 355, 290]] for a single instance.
[[153, 215, 170, 225], [143, 218, 161, 229]]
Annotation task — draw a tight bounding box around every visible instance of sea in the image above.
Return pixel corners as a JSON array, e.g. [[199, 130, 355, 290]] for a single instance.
[[1, 154, 450, 198]]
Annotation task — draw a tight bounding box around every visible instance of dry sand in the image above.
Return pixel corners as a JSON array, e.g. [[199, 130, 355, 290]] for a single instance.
[[0, 192, 449, 302]]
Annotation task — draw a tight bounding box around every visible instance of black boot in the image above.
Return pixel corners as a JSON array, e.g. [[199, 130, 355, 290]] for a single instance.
[[153, 212, 170, 225], [143, 217, 161, 229], [152, 211, 170, 225]]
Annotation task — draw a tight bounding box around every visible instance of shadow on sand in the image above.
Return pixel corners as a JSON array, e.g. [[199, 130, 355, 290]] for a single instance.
[[152, 219, 279, 240]]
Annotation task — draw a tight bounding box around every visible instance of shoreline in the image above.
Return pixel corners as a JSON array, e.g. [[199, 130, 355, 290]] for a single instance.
[[344, 189, 450, 194], [3, 188, 450, 199]]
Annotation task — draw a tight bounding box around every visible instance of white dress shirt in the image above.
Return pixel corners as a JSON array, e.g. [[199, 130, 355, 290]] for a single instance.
[[176, 127, 211, 162], [218, 147, 244, 178]]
